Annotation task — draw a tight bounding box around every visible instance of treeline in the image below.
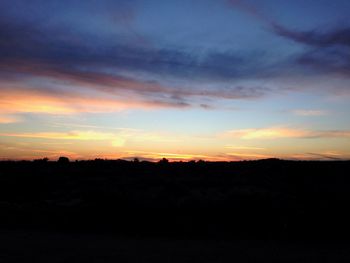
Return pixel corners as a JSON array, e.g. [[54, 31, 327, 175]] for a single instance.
[[0, 159, 350, 239]]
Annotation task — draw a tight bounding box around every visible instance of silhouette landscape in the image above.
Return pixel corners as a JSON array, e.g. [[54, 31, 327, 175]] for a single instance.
[[1, 158, 350, 261]]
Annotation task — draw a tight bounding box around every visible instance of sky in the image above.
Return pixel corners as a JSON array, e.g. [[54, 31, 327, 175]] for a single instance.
[[0, 0, 350, 161]]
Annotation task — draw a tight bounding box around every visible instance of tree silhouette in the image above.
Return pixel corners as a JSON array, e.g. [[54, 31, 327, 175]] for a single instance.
[[159, 158, 169, 164], [58, 156, 70, 164]]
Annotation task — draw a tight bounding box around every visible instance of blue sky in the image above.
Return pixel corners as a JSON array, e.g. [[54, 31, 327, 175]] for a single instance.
[[0, 0, 349, 160]]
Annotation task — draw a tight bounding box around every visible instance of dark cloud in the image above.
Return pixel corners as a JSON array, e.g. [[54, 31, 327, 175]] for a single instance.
[[275, 27, 350, 77], [227, 0, 350, 48], [227, 0, 350, 78], [272, 24, 350, 48], [0, 16, 272, 107], [0, 22, 263, 83], [296, 47, 350, 76], [306, 152, 343, 160], [271, 24, 350, 76]]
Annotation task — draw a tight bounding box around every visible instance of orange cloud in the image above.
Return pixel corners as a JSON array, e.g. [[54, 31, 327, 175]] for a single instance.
[[0, 87, 187, 115], [225, 152, 272, 160], [225, 128, 309, 139], [0, 130, 121, 141], [288, 151, 350, 161], [224, 145, 265, 150], [224, 127, 350, 139], [0, 129, 181, 150], [0, 59, 265, 102], [0, 114, 21, 123]]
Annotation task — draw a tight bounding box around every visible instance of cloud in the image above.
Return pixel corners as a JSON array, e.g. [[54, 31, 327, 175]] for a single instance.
[[225, 152, 272, 160], [272, 25, 350, 48], [225, 128, 307, 139], [1, 59, 269, 100], [227, 0, 350, 48], [224, 145, 265, 150], [224, 127, 350, 139], [226, 0, 273, 25], [305, 152, 343, 160], [0, 130, 119, 141], [227, 0, 350, 78], [292, 109, 328, 116], [0, 130, 126, 148], [289, 151, 349, 161], [0, 129, 180, 148], [272, 25, 350, 76], [0, 57, 269, 113], [0, 86, 190, 115], [0, 13, 274, 109], [0, 114, 21, 123]]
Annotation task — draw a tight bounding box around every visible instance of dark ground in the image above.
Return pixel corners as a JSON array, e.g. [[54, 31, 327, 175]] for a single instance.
[[1, 159, 350, 262], [2, 230, 350, 263]]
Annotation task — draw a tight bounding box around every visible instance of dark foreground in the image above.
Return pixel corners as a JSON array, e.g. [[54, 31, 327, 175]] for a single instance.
[[1, 159, 350, 262], [2, 230, 350, 263]]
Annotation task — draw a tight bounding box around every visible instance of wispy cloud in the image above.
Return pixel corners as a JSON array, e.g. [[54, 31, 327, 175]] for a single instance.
[[289, 151, 349, 161], [292, 109, 328, 116], [224, 145, 265, 150], [224, 127, 350, 139], [227, 0, 350, 78], [228, 0, 350, 48], [0, 130, 119, 141], [0, 114, 21, 123], [225, 152, 272, 160], [0, 130, 127, 148], [305, 152, 343, 160], [0, 86, 191, 115], [0, 59, 270, 113], [227, 0, 273, 25], [273, 25, 350, 76], [272, 25, 350, 48], [0, 129, 180, 148]]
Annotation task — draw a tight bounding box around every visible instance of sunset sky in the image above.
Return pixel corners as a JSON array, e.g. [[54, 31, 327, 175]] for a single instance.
[[0, 0, 350, 161]]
